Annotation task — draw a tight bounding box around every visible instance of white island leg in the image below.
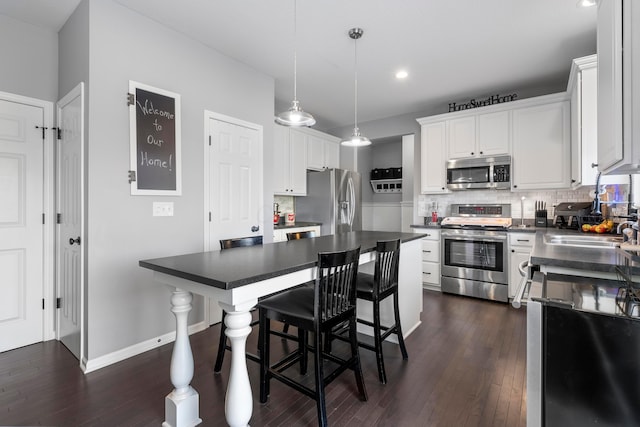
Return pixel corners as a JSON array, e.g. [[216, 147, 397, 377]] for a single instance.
[[163, 288, 202, 427], [219, 301, 256, 427]]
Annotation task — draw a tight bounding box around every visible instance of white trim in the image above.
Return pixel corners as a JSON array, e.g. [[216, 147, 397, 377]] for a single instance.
[[56, 82, 85, 363], [0, 91, 55, 344], [81, 320, 208, 373]]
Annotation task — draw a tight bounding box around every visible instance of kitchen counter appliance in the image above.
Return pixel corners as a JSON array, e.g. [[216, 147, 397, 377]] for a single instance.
[[440, 204, 512, 302], [552, 202, 594, 229]]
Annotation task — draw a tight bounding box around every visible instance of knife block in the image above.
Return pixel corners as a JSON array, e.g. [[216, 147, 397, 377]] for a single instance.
[[535, 210, 548, 227]]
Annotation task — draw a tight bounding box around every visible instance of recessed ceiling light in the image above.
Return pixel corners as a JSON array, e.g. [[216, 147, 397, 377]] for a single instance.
[[576, 0, 596, 7], [395, 70, 408, 79]]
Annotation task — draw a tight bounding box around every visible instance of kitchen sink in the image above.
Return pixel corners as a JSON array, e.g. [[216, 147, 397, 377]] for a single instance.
[[543, 233, 623, 249]]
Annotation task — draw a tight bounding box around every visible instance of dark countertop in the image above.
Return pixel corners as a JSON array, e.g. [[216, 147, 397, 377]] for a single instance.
[[140, 231, 424, 290], [274, 221, 322, 230], [530, 229, 640, 275]]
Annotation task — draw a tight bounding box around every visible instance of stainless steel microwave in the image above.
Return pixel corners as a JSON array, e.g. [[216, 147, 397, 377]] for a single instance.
[[446, 155, 511, 190]]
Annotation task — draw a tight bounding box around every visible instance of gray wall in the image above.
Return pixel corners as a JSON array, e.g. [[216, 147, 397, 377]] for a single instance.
[[0, 14, 58, 102], [57, 0, 276, 361]]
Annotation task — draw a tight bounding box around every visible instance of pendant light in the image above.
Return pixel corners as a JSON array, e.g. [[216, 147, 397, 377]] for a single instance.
[[275, 0, 315, 127], [341, 28, 371, 147]]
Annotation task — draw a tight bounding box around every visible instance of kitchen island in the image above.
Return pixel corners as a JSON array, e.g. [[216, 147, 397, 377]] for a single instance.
[[139, 231, 424, 427]]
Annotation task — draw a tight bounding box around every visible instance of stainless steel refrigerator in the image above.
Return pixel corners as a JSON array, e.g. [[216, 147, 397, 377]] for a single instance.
[[295, 169, 362, 235]]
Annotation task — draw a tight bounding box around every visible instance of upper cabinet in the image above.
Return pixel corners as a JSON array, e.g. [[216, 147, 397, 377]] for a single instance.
[[418, 120, 448, 194], [597, 0, 640, 174], [448, 111, 510, 159], [417, 92, 570, 193], [511, 94, 571, 190], [568, 55, 598, 188], [303, 128, 340, 171], [273, 125, 307, 196]]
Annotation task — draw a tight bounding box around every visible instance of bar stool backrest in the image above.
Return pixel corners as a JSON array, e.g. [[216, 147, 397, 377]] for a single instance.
[[374, 239, 401, 296], [220, 235, 263, 250], [286, 230, 316, 240], [316, 247, 361, 323]]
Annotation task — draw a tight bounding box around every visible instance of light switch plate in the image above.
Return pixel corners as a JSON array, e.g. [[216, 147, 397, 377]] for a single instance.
[[153, 202, 174, 217]]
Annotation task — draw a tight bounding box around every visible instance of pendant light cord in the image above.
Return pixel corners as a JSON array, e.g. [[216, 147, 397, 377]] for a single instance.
[[353, 35, 358, 131], [292, 0, 298, 103]]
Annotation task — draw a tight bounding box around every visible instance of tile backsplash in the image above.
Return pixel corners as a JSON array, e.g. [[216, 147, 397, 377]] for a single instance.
[[274, 195, 295, 215], [418, 187, 603, 221]]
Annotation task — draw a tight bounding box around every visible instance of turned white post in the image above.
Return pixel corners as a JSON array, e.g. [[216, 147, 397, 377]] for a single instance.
[[219, 302, 255, 427], [163, 288, 201, 427]]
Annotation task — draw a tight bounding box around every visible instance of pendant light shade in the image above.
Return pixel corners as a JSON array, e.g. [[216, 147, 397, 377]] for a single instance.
[[276, 0, 315, 127], [341, 28, 371, 147]]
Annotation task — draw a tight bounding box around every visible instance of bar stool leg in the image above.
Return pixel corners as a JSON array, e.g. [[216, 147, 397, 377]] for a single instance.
[[372, 300, 387, 384], [313, 328, 328, 427], [393, 291, 408, 360], [214, 311, 227, 373]]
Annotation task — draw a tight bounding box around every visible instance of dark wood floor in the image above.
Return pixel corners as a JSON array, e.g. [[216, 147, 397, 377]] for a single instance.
[[0, 290, 527, 427]]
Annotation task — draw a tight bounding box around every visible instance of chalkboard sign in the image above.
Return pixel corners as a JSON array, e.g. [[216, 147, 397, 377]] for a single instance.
[[129, 81, 181, 195]]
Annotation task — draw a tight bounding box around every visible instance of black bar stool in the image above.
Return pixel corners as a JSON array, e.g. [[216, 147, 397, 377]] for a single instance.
[[214, 235, 299, 373], [354, 239, 408, 384], [214, 236, 263, 372], [258, 247, 368, 427]]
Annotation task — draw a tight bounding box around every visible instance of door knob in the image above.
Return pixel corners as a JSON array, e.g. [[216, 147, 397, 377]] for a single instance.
[[69, 237, 81, 245], [251, 225, 259, 232]]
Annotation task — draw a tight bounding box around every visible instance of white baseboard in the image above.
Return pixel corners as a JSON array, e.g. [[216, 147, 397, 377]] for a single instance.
[[82, 321, 208, 374]]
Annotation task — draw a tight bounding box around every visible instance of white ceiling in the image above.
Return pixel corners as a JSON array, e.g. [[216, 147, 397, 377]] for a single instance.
[[0, 0, 597, 132]]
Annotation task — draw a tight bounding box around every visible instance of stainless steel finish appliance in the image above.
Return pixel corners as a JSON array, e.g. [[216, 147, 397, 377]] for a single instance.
[[552, 201, 593, 229], [440, 204, 512, 302], [295, 168, 362, 235], [446, 155, 511, 190], [514, 271, 640, 427]]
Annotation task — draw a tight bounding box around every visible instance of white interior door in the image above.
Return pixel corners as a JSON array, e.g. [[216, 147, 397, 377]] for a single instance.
[[56, 83, 84, 360], [0, 98, 44, 352], [204, 112, 263, 324]]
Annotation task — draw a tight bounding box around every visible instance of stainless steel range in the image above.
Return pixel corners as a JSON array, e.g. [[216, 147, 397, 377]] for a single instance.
[[440, 204, 512, 302]]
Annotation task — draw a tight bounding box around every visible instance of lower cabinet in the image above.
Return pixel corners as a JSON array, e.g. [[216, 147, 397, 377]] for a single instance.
[[273, 225, 321, 243], [508, 232, 535, 299], [414, 228, 441, 291]]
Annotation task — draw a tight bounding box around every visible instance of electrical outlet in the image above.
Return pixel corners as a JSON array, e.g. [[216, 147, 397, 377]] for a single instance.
[[153, 202, 174, 217]]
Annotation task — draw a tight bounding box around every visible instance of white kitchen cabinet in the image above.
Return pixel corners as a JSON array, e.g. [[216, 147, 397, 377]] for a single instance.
[[414, 228, 440, 291], [447, 116, 476, 159], [568, 55, 598, 188], [304, 129, 340, 171], [273, 225, 321, 242], [418, 121, 448, 194], [448, 111, 509, 159], [597, 0, 640, 174], [476, 110, 510, 157], [273, 125, 307, 196], [511, 95, 570, 190], [508, 232, 534, 299]]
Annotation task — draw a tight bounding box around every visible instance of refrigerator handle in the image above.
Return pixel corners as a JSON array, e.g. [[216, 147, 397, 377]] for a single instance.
[[347, 176, 356, 227]]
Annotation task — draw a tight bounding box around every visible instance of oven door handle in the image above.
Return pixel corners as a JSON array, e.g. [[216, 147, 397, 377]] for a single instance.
[[441, 233, 507, 242], [512, 259, 531, 309]]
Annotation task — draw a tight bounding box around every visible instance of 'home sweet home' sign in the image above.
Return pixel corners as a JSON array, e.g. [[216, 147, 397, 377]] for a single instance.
[[448, 93, 518, 113]]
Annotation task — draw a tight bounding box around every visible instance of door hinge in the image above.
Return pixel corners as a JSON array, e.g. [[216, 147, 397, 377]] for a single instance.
[[56, 297, 61, 309], [127, 92, 135, 106], [128, 170, 136, 183], [57, 213, 62, 224], [42, 299, 45, 310], [209, 135, 211, 146], [209, 212, 212, 222], [42, 213, 45, 224], [35, 125, 48, 139]]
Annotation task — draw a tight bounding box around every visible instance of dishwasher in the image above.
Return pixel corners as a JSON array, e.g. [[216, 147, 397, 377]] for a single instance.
[[513, 269, 640, 427]]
